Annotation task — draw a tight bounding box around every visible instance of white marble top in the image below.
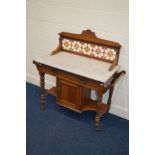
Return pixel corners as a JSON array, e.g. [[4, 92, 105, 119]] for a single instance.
[[35, 51, 120, 83]]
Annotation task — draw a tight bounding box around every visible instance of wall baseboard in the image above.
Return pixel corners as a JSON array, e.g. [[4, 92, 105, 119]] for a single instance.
[[26, 73, 55, 88], [109, 105, 128, 119], [26, 73, 129, 120]]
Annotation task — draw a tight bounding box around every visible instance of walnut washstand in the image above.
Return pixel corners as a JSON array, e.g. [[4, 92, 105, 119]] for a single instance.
[[33, 30, 126, 128]]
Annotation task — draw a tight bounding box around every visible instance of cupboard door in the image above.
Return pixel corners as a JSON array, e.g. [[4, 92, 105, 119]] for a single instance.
[[58, 79, 81, 112]]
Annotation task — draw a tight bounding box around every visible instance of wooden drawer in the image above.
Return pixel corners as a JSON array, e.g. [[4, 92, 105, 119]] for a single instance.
[[57, 71, 100, 90]]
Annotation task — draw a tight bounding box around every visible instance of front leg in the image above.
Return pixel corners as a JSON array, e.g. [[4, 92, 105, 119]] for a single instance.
[[39, 72, 45, 111], [95, 98, 103, 128], [95, 84, 104, 128]]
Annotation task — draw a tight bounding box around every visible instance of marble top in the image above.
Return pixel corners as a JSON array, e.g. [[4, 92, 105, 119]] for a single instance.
[[35, 51, 120, 83]]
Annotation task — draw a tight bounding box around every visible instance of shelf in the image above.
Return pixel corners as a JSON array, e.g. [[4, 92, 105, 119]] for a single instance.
[[48, 87, 57, 97], [81, 97, 110, 113]]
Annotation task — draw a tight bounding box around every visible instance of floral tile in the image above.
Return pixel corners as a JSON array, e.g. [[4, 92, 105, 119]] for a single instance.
[[62, 38, 117, 61]]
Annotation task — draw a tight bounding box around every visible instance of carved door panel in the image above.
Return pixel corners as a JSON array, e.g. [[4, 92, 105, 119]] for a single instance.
[[57, 79, 81, 112]]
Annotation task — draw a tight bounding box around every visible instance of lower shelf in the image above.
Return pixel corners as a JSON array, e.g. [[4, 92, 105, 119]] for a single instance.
[[48, 87, 110, 114], [48, 87, 57, 97], [81, 97, 110, 113]]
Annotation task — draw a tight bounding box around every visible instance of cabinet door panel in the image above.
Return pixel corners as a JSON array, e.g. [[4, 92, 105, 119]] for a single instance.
[[58, 79, 81, 111], [60, 81, 78, 104]]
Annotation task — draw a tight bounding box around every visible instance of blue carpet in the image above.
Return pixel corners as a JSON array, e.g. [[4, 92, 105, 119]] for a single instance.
[[26, 82, 129, 155]]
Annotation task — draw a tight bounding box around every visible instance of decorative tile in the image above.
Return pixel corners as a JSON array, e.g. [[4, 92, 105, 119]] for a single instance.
[[62, 38, 117, 61]]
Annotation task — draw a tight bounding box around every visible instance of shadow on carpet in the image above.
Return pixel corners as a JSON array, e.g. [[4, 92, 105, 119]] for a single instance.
[[26, 82, 129, 155]]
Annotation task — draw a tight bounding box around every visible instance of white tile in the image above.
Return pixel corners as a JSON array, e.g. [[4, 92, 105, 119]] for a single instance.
[[27, 34, 58, 52], [29, 0, 128, 14], [27, 3, 128, 35]]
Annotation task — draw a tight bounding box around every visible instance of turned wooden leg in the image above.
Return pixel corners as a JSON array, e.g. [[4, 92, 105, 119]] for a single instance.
[[95, 101, 102, 128], [95, 85, 104, 128], [40, 72, 45, 111]]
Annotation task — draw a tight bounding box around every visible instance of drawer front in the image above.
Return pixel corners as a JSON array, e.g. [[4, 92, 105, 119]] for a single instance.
[[57, 71, 99, 90]]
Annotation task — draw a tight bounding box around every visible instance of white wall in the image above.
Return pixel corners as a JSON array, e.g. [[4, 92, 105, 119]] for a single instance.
[[26, 0, 129, 119]]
